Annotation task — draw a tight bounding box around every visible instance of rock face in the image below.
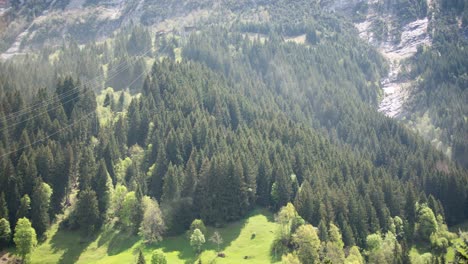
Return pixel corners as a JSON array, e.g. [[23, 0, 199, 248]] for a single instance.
[[328, 0, 432, 118], [349, 0, 433, 118], [326, 0, 366, 13], [377, 18, 431, 118]]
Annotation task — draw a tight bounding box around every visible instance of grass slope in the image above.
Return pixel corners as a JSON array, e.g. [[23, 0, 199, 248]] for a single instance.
[[31, 209, 279, 264]]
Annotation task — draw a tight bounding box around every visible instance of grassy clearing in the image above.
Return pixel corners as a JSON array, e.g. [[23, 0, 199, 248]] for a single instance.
[[285, 34, 306, 44], [30, 208, 279, 264]]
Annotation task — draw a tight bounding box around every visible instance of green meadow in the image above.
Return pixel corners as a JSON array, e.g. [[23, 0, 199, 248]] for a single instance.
[[31, 209, 279, 264]]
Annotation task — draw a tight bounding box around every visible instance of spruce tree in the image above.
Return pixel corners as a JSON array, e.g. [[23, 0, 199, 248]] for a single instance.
[[75, 188, 100, 236], [0, 193, 8, 220], [94, 159, 111, 221], [31, 180, 52, 237]]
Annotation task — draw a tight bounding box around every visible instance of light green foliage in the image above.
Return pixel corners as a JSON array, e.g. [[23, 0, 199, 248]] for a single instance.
[[394, 216, 404, 238], [151, 249, 167, 264], [115, 158, 133, 183], [282, 253, 301, 264], [277, 203, 298, 239], [120, 191, 140, 231], [190, 219, 207, 237], [366, 232, 401, 264], [329, 223, 344, 249], [292, 224, 320, 264], [30, 209, 276, 263], [430, 232, 449, 251], [454, 231, 468, 262], [345, 246, 364, 264], [111, 184, 128, 216], [366, 233, 382, 252], [416, 204, 438, 242], [323, 241, 345, 264], [14, 218, 37, 262], [0, 218, 11, 246], [190, 228, 205, 253], [322, 222, 347, 263], [411, 251, 433, 264], [139, 196, 165, 244]]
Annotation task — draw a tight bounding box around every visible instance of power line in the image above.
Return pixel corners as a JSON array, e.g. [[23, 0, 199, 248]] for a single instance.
[[3, 46, 153, 122], [0, 62, 152, 161], [0, 110, 95, 160], [0, 32, 174, 160], [0, 47, 153, 134]]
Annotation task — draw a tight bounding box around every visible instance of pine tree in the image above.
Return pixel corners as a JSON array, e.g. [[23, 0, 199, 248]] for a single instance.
[[79, 147, 96, 191], [31, 180, 52, 237], [0, 218, 11, 248], [256, 156, 272, 206], [17, 195, 31, 220], [182, 153, 198, 198], [149, 144, 168, 200], [318, 221, 329, 242], [75, 188, 100, 236], [294, 180, 314, 224], [0, 193, 8, 220], [137, 249, 146, 264], [94, 159, 111, 221], [161, 163, 182, 203], [272, 163, 292, 209]]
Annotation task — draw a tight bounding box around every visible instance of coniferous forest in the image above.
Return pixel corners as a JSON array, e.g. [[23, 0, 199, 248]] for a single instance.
[[0, 0, 467, 263]]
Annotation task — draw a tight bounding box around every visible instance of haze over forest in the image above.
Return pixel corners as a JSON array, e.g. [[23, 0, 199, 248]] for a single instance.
[[0, 0, 467, 263]]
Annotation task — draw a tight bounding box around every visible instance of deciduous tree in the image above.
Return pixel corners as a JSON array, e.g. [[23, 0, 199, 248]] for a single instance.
[[13, 218, 37, 263]]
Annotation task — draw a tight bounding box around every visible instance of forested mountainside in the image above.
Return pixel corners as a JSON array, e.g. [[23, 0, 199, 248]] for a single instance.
[[0, 0, 467, 263]]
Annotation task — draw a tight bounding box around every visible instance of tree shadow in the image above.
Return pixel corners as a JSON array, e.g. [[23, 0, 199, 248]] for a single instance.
[[106, 231, 140, 256], [50, 226, 97, 264], [159, 208, 273, 263]]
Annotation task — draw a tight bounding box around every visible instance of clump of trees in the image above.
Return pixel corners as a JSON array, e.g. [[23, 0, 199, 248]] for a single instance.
[[0, 9, 466, 262]]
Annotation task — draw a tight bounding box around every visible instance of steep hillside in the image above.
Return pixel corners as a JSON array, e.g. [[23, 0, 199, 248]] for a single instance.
[[0, 1, 467, 263], [331, 0, 467, 167]]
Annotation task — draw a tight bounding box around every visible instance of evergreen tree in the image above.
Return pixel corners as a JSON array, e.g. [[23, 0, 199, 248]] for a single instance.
[[294, 180, 314, 224], [75, 188, 100, 236], [271, 163, 292, 209], [0, 218, 11, 248], [0, 193, 8, 220], [256, 156, 272, 206], [318, 221, 329, 242], [161, 163, 182, 203], [137, 249, 146, 264], [31, 180, 52, 237], [79, 147, 96, 191], [17, 195, 31, 220], [93, 159, 111, 221]]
